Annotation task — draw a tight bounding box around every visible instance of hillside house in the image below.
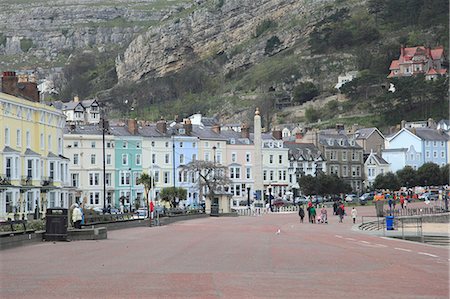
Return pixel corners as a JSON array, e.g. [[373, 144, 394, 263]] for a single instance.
[[388, 45, 447, 80]]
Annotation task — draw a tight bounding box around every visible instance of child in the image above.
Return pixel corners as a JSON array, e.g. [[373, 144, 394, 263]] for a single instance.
[[320, 206, 328, 224], [351, 207, 357, 224]]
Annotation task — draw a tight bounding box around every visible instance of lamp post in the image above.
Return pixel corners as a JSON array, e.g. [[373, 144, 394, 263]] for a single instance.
[[129, 167, 132, 212], [268, 186, 272, 212], [102, 116, 106, 212], [247, 186, 251, 209]]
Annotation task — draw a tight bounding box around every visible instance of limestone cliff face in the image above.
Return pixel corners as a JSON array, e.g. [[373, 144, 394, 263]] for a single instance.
[[116, 0, 333, 82], [0, 0, 192, 69]]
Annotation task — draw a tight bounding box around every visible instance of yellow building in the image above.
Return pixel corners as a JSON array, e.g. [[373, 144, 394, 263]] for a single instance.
[[0, 91, 70, 220]]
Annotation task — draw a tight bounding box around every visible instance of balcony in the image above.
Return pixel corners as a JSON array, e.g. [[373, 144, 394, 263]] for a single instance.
[[21, 176, 34, 186], [41, 177, 54, 187], [0, 175, 12, 186]]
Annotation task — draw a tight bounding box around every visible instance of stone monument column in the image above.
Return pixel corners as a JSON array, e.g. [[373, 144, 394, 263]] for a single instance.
[[253, 108, 264, 203]]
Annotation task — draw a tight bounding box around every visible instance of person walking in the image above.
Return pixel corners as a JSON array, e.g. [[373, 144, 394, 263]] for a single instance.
[[333, 201, 338, 215], [336, 204, 344, 223], [298, 206, 305, 223], [320, 206, 328, 224], [72, 204, 82, 229], [351, 207, 357, 224], [310, 206, 317, 224], [307, 205, 311, 223], [400, 195, 405, 209]]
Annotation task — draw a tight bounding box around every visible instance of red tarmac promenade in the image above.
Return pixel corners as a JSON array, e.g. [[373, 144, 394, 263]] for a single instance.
[[1, 203, 449, 298]]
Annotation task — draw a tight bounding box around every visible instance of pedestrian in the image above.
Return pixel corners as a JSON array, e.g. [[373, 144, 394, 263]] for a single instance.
[[72, 204, 82, 229], [307, 205, 311, 223], [336, 205, 344, 223], [310, 206, 316, 224], [298, 206, 305, 223], [351, 207, 357, 224], [320, 206, 328, 224], [400, 195, 405, 209], [333, 201, 338, 215], [388, 196, 393, 210]]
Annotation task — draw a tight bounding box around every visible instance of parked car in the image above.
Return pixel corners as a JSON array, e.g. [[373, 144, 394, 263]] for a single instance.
[[359, 193, 374, 205], [92, 207, 104, 214], [272, 199, 292, 207], [134, 208, 148, 218], [294, 196, 308, 205], [345, 194, 357, 202], [419, 192, 438, 201]]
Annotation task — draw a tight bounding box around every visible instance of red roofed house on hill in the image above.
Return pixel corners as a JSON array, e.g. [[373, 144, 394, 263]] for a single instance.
[[388, 45, 447, 80]]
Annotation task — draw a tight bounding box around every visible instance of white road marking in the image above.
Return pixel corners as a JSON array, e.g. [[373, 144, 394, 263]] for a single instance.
[[360, 241, 370, 244], [335, 235, 343, 238], [418, 252, 438, 258], [345, 238, 356, 241], [394, 247, 412, 252], [375, 244, 388, 248]]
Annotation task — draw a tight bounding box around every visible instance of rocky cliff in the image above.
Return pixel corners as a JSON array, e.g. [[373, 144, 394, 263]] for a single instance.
[[0, 0, 194, 70], [116, 0, 336, 82]]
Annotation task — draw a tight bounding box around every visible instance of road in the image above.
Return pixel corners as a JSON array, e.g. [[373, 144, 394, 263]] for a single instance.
[[1, 204, 449, 298]]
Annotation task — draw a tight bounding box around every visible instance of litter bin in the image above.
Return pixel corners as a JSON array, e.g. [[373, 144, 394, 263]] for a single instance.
[[45, 208, 68, 241], [385, 215, 394, 231], [210, 203, 219, 216]]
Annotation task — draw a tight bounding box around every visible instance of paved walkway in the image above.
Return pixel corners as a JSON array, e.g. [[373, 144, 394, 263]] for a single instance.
[[1, 204, 449, 298]]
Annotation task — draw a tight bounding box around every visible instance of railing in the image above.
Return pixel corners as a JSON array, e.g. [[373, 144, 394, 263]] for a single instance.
[[0, 175, 12, 186], [41, 177, 54, 187], [21, 176, 33, 186], [83, 213, 135, 225], [384, 206, 444, 217], [234, 207, 269, 216], [399, 217, 423, 242]]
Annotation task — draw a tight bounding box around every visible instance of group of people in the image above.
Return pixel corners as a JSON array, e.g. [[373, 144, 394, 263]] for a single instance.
[[298, 201, 358, 224], [71, 203, 84, 229]]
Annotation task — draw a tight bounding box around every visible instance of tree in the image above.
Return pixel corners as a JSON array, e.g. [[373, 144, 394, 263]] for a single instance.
[[159, 187, 187, 207], [181, 160, 231, 203], [373, 172, 400, 191], [299, 175, 317, 196], [137, 172, 154, 204], [441, 164, 449, 186], [417, 162, 442, 186], [293, 82, 319, 104], [396, 166, 417, 187]]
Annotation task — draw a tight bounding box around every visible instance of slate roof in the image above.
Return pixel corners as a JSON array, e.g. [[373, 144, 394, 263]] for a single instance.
[[24, 148, 41, 156], [365, 153, 389, 165], [413, 128, 449, 141], [318, 130, 362, 149], [47, 152, 59, 158], [354, 127, 384, 140], [2, 146, 20, 153], [284, 142, 323, 160]]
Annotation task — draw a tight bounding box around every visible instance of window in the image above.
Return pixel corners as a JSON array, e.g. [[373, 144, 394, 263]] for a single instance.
[[105, 173, 111, 186], [71, 174, 79, 187], [179, 142, 183, 148], [48, 135, 52, 149], [246, 167, 251, 179], [122, 154, 128, 165], [205, 142, 209, 148], [90, 192, 100, 205], [91, 141, 96, 148], [192, 142, 196, 148], [135, 154, 141, 165], [180, 154, 184, 164], [330, 151, 336, 160], [278, 170, 282, 180], [16, 129, 21, 147], [134, 172, 139, 185], [441, 151, 445, 158], [136, 142, 141, 149], [73, 141, 79, 148], [5, 128, 10, 146], [49, 162, 55, 179], [231, 153, 237, 163], [330, 165, 339, 175], [263, 170, 267, 181], [165, 154, 169, 164], [164, 172, 169, 184], [25, 131, 30, 148], [91, 154, 96, 165], [106, 154, 112, 165], [269, 155, 273, 164], [282, 170, 286, 180], [120, 172, 131, 185], [278, 155, 282, 164], [152, 154, 156, 164], [106, 141, 113, 148], [5, 157, 12, 178], [270, 171, 274, 181], [426, 151, 430, 158], [27, 192, 33, 212], [425, 141, 430, 146], [151, 141, 155, 147], [342, 166, 348, 177], [89, 173, 100, 186], [205, 153, 210, 162], [410, 154, 414, 160], [351, 151, 358, 161], [40, 133, 44, 149], [73, 154, 79, 165], [230, 167, 241, 179], [246, 153, 251, 163], [123, 141, 128, 149], [433, 151, 437, 158], [352, 166, 360, 177], [342, 151, 347, 161], [154, 171, 160, 183], [433, 141, 437, 147], [192, 154, 197, 162], [165, 142, 169, 148], [441, 141, 445, 147]]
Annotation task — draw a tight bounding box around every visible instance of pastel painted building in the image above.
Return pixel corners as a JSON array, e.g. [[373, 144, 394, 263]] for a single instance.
[[63, 124, 116, 209], [1, 90, 69, 220], [111, 120, 144, 211], [364, 151, 390, 189], [261, 134, 290, 198]]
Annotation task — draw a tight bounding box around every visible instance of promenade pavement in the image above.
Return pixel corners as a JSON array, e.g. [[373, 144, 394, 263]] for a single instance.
[[0, 203, 449, 299]]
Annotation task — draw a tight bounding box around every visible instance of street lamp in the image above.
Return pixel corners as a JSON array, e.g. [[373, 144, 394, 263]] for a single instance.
[[247, 186, 251, 209], [129, 167, 132, 212], [268, 186, 272, 212]]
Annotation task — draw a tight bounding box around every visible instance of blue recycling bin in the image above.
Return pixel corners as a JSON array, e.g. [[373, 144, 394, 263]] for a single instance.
[[385, 215, 394, 230]]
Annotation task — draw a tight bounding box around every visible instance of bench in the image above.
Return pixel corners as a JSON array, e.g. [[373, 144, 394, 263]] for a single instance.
[[0, 220, 35, 237]]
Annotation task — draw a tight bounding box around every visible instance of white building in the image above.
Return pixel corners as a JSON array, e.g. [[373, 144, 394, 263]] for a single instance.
[[364, 151, 390, 189]]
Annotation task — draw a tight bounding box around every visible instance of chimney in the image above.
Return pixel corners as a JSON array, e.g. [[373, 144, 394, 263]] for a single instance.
[[427, 118, 436, 129], [183, 118, 192, 135], [336, 123, 344, 132], [400, 45, 405, 57], [212, 124, 221, 134], [241, 123, 250, 139], [73, 96, 80, 103], [401, 120, 406, 129], [272, 130, 282, 140], [156, 117, 167, 134], [127, 119, 138, 135], [1, 71, 19, 95]]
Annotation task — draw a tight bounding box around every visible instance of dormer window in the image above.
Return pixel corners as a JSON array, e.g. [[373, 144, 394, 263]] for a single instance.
[[230, 138, 235, 144], [327, 139, 333, 146], [339, 139, 344, 146]]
